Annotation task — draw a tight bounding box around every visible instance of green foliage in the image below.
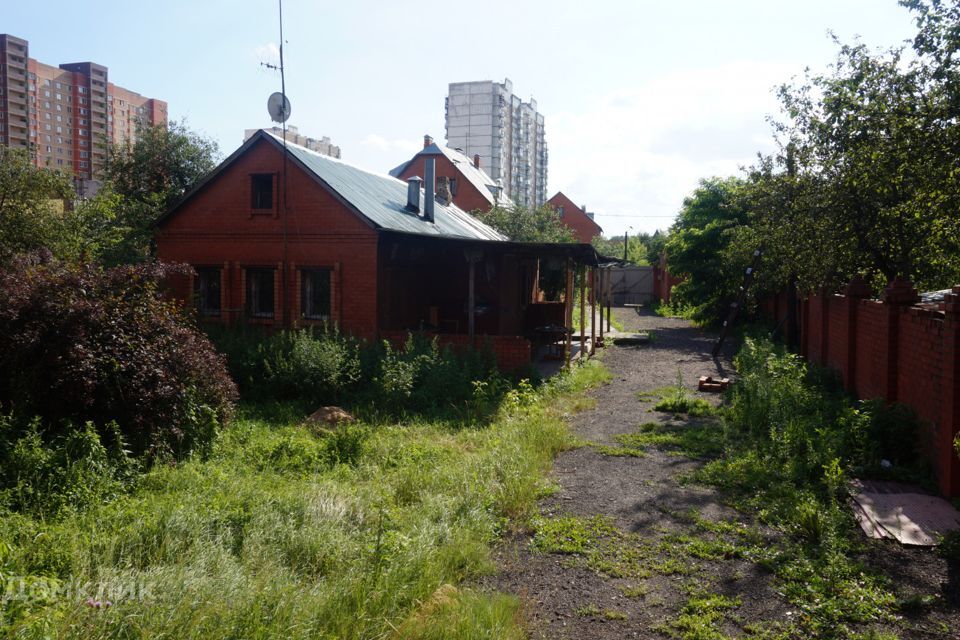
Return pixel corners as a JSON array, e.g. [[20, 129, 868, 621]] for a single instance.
[[480, 203, 576, 243], [0, 148, 75, 263], [531, 515, 617, 554], [0, 254, 237, 462], [0, 352, 604, 639], [664, 177, 752, 326], [652, 371, 715, 417], [689, 336, 934, 637], [208, 327, 506, 421], [104, 120, 219, 210], [0, 416, 138, 516], [614, 421, 724, 459], [591, 230, 667, 265], [101, 120, 219, 262]]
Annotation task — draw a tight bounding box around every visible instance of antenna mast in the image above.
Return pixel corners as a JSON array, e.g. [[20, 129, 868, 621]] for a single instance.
[[279, 0, 288, 328]]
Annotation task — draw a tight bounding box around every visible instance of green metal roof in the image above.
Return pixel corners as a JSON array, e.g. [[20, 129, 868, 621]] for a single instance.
[[264, 131, 507, 241]]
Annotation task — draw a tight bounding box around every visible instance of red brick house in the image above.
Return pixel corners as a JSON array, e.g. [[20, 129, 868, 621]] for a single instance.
[[156, 130, 598, 370], [390, 135, 502, 213], [547, 192, 603, 243]]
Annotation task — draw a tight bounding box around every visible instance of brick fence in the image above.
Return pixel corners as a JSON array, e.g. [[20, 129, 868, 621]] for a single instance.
[[765, 278, 960, 496], [380, 331, 532, 374]]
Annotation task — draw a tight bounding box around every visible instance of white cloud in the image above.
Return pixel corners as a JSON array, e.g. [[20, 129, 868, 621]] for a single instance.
[[253, 42, 281, 65], [547, 61, 793, 235], [361, 134, 420, 154]]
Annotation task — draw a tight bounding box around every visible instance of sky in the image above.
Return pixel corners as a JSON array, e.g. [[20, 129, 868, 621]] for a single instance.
[[4, 0, 920, 236]]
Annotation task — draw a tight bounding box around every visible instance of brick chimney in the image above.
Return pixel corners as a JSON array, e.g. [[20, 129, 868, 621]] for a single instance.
[[473, 154, 481, 169], [423, 134, 433, 149]]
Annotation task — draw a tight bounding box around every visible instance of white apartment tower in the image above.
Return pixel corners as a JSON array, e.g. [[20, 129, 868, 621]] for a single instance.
[[444, 78, 548, 208]]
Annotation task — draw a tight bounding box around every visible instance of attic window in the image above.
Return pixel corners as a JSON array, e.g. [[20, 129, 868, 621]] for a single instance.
[[250, 173, 274, 210], [449, 177, 458, 196]]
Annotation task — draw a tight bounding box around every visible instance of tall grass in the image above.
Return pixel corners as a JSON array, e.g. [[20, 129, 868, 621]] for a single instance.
[[693, 337, 931, 638], [0, 360, 609, 639]]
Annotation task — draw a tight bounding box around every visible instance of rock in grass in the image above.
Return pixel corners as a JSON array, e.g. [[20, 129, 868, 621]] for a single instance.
[[303, 406, 356, 435]]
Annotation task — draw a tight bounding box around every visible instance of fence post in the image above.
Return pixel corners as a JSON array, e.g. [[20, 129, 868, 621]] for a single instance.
[[819, 287, 830, 366], [940, 285, 960, 496], [843, 276, 871, 394], [879, 277, 919, 403]]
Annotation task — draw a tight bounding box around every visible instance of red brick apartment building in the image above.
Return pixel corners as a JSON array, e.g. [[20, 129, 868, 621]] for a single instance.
[[546, 192, 604, 243], [0, 34, 166, 190], [156, 131, 597, 370], [390, 135, 503, 213]]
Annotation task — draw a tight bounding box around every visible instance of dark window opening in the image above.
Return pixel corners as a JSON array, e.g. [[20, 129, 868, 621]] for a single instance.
[[251, 173, 273, 210], [246, 268, 275, 318], [194, 267, 221, 316], [449, 177, 458, 196], [301, 268, 332, 320]]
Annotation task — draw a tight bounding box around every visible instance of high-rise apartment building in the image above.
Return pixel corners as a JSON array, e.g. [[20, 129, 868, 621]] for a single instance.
[[0, 34, 167, 191], [445, 78, 548, 208], [244, 125, 341, 158]]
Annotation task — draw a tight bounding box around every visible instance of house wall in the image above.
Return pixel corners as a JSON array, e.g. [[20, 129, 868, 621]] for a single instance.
[[546, 192, 603, 243], [156, 137, 380, 339], [395, 155, 494, 214], [797, 282, 960, 496]]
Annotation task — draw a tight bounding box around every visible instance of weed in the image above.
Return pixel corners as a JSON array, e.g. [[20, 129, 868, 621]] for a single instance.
[[652, 370, 714, 416], [592, 444, 647, 457], [614, 420, 724, 458], [531, 515, 616, 554], [655, 590, 741, 639], [619, 582, 649, 598], [0, 355, 610, 639]]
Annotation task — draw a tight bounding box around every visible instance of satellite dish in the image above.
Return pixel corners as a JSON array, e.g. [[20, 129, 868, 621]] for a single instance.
[[267, 92, 291, 123]]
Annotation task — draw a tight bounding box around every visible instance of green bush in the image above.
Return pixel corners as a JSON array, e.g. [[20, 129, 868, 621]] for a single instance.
[[726, 338, 927, 489], [0, 415, 137, 515], [208, 327, 507, 420]]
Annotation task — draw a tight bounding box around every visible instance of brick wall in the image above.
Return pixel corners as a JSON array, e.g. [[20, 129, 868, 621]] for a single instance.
[[156, 137, 380, 339], [395, 154, 494, 214], [546, 192, 603, 243], [381, 331, 532, 373], [797, 279, 960, 496]]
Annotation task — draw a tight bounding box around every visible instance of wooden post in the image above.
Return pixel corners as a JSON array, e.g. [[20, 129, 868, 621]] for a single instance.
[[598, 268, 604, 343], [565, 257, 574, 369], [590, 267, 597, 355], [605, 269, 612, 332], [579, 265, 586, 361]]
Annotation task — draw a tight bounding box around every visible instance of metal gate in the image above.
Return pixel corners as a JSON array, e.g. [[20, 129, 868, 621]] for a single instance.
[[608, 266, 654, 305]]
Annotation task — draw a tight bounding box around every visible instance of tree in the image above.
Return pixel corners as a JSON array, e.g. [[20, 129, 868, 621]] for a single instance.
[[771, 36, 960, 290], [104, 120, 219, 208], [665, 178, 752, 325], [481, 203, 576, 243], [0, 148, 74, 263], [101, 121, 219, 262]]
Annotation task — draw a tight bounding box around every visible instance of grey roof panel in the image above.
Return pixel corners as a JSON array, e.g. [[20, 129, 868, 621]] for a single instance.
[[266, 132, 506, 241]]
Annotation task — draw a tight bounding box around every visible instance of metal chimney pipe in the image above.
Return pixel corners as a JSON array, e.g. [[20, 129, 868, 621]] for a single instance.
[[406, 176, 422, 213], [424, 157, 436, 223]]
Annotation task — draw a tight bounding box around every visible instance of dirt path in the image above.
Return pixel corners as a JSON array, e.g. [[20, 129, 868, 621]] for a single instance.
[[485, 307, 959, 639], [486, 307, 777, 639]]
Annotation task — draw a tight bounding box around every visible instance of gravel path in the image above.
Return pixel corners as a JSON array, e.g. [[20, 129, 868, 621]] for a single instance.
[[483, 306, 960, 639]]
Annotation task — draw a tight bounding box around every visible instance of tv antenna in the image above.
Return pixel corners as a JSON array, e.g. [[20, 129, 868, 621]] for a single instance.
[[260, 0, 292, 326]]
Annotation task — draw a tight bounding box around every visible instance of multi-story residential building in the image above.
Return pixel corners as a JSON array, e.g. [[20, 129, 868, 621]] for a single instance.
[[0, 34, 167, 192], [445, 78, 548, 208], [244, 125, 341, 159]]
